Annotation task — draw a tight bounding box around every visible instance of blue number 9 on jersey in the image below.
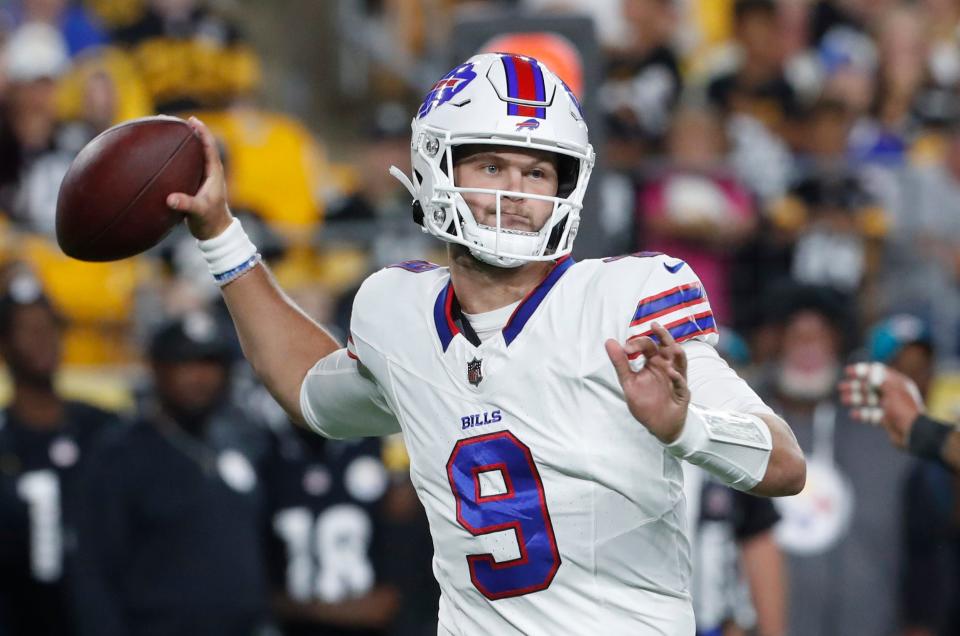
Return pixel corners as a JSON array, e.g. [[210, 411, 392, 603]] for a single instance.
[[446, 431, 561, 600]]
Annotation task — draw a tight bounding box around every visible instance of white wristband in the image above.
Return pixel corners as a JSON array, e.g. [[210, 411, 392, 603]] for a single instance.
[[666, 404, 773, 492], [197, 217, 258, 276]]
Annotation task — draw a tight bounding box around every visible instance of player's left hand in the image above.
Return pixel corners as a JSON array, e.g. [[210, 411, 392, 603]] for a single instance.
[[605, 323, 690, 444]]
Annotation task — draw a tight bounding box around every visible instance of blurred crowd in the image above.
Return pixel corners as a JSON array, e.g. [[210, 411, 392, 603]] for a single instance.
[[2, 0, 960, 635]]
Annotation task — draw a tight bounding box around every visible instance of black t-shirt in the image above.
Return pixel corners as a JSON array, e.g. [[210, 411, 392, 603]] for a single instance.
[[0, 401, 121, 636], [603, 45, 683, 144], [72, 409, 271, 636], [695, 478, 781, 542], [261, 426, 393, 636]]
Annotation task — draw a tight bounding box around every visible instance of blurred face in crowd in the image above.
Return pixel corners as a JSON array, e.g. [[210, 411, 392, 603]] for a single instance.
[[876, 7, 927, 97], [804, 105, 852, 158], [453, 146, 560, 233], [8, 77, 60, 150], [0, 303, 63, 388], [82, 71, 118, 133], [823, 67, 876, 117], [152, 359, 229, 430], [622, 0, 676, 50], [777, 0, 810, 59], [776, 310, 841, 402], [666, 107, 725, 169], [735, 7, 782, 71]]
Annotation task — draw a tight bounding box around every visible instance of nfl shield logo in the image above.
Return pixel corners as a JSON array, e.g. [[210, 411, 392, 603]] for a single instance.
[[467, 358, 483, 386]]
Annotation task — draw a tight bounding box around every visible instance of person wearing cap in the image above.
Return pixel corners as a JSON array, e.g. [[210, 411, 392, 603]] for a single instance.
[[756, 282, 910, 636], [840, 311, 959, 474], [838, 325, 960, 635], [72, 311, 274, 636], [0, 274, 121, 636], [838, 314, 952, 467], [0, 22, 77, 234]]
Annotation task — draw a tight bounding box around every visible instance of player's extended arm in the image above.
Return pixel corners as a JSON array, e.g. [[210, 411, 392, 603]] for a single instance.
[[839, 364, 960, 472], [167, 117, 338, 425], [605, 323, 805, 496]]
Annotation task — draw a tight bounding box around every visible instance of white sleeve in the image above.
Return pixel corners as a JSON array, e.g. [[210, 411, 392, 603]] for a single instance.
[[298, 348, 401, 439], [685, 340, 775, 417]]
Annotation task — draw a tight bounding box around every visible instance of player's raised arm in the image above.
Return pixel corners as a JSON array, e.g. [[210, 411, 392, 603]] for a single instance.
[[606, 323, 806, 497], [166, 117, 339, 426]]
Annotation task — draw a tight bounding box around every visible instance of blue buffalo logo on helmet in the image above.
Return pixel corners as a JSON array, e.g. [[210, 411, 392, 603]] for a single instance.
[[515, 118, 540, 131], [417, 62, 478, 119]]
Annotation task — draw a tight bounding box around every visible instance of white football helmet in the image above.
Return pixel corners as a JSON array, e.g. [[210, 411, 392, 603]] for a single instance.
[[390, 53, 595, 268]]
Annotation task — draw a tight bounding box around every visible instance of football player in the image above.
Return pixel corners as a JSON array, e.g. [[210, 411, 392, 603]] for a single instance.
[[261, 423, 402, 635], [72, 313, 273, 636], [0, 275, 121, 636], [168, 53, 806, 633]]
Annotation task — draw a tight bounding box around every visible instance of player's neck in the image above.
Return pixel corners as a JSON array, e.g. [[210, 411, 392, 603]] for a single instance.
[[447, 245, 553, 314]]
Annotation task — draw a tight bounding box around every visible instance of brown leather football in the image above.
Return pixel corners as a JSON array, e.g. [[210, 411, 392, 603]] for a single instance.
[[55, 115, 204, 261]]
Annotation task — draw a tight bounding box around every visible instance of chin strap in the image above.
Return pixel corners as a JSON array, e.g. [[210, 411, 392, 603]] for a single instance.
[[389, 166, 426, 227], [389, 166, 419, 199]]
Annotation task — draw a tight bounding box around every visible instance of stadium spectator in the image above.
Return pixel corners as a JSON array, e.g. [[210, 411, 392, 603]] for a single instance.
[[713, 0, 796, 203], [848, 5, 927, 167], [684, 465, 784, 636], [0, 22, 77, 234], [772, 99, 887, 304], [0, 273, 121, 636], [110, 0, 260, 112], [600, 0, 683, 154], [684, 334, 785, 636], [261, 423, 401, 636], [1, 0, 107, 56], [72, 311, 273, 636], [759, 283, 910, 636], [869, 316, 949, 635], [707, 0, 801, 132], [838, 319, 959, 634], [324, 102, 437, 277], [636, 104, 758, 326], [880, 120, 960, 359]]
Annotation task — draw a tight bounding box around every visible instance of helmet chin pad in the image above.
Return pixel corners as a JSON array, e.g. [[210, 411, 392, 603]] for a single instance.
[[465, 223, 541, 268]]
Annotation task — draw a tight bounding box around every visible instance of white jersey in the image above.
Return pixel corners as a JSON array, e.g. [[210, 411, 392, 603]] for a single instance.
[[301, 253, 774, 635]]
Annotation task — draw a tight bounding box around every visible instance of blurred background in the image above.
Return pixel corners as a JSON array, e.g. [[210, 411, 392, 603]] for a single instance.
[[2, 0, 960, 635]]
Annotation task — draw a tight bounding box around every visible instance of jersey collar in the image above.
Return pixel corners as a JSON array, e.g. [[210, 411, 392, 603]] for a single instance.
[[433, 255, 574, 351]]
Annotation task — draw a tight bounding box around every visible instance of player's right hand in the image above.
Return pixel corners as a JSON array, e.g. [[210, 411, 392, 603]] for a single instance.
[[166, 116, 233, 241]]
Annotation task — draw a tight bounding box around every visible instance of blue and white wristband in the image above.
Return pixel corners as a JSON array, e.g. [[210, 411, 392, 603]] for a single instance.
[[197, 217, 261, 287], [213, 253, 261, 286]]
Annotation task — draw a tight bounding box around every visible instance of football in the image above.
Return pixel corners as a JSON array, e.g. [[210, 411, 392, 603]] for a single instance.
[[55, 115, 204, 262]]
